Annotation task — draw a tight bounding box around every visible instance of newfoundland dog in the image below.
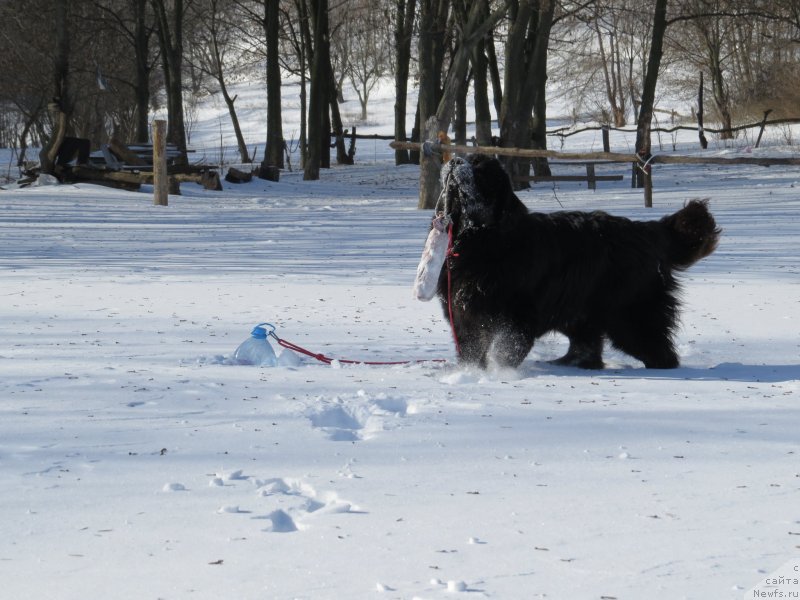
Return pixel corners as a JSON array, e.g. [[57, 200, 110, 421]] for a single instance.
[[415, 154, 720, 370]]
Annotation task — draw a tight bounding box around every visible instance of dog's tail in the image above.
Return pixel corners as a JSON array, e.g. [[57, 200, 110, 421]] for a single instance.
[[661, 199, 721, 269]]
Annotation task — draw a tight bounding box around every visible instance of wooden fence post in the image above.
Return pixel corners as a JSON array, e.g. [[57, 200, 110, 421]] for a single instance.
[[586, 163, 597, 190], [755, 109, 773, 148], [153, 119, 168, 206], [644, 168, 653, 208]]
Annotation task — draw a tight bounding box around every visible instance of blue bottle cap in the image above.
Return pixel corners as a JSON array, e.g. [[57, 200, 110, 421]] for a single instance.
[[250, 322, 275, 339]]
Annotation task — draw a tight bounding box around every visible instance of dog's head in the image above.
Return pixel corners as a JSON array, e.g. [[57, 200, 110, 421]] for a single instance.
[[437, 155, 527, 232]]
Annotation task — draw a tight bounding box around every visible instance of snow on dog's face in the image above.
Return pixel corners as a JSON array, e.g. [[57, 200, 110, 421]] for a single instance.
[[439, 157, 478, 229], [439, 155, 525, 232]]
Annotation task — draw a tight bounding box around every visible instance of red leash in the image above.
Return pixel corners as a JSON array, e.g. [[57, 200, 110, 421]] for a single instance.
[[446, 223, 462, 357], [270, 331, 447, 366], [259, 221, 462, 367]]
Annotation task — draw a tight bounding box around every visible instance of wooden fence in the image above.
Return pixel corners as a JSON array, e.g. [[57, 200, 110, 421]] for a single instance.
[[389, 140, 800, 207], [549, 115, 800, 141]]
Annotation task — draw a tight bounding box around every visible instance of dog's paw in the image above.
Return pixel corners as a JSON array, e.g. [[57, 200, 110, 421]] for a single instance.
[[549, 355, 605, 370]]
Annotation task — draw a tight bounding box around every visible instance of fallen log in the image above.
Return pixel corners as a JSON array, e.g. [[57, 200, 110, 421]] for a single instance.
[[70, 166, 142, 190], [225, 167, 254, 184], [70, 165, 222, 192]]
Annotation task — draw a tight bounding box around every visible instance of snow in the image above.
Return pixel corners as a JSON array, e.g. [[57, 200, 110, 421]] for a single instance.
[[2, 80, 800, 599]]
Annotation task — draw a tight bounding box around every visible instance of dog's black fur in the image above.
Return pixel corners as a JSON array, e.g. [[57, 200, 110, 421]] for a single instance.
[[435, 155, 720, 370]]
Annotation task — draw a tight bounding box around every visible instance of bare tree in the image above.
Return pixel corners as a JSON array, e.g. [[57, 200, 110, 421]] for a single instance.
[[339, 1, 393, 121], [417, 0, 510, 209], [151, 0, 189, 164], [499, 0, 557, 187], [304, 0, 331, 180], [281, 0, 312, 166], [667, 0, 800, 132], [470, 0, 495, 146], [229, 0, 287, 173], [393, 0, 417, 164], [632, 0, 667, 190], [0, 0, 58, 165], [591, 2, 630, 126], [39, 0, 72, 176], [680, 0, 735, 138], [92, 0, 158, 143], [188, 0, 252, 163]]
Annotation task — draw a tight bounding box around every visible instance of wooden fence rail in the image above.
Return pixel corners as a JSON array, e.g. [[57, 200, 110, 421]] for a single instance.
[[388, 140, 800, 166], [388, 140, 800, 207], [548, 116, 800, 139]]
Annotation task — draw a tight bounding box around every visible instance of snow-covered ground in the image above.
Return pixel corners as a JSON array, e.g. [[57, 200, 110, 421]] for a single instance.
[[1, 81, 799, 599]]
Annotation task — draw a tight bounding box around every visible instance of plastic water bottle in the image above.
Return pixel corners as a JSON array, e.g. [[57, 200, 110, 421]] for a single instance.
[[233, 323, 277, 366]]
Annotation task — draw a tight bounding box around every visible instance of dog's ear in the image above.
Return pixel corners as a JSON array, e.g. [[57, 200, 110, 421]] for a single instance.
[[440, 157, 474, 225], [470, 155, 511, 197], [469, 155, 525, 224]]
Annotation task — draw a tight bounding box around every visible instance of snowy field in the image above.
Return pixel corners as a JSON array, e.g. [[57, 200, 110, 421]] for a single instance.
[[1, 82, 800, 599]]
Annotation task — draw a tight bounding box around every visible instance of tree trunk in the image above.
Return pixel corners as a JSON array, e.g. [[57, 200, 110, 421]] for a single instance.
[[39, 0, 71, 176], [416, 0, 447, 146], [486, 29, 503, 120], [471, 1, 493, 146], [329, 64, 350, 165], [221, 88, 250, 163], [304, 0, 329, 180], [594, 8, 625, 127], [529, 0, 554, 177], [133, 0, 151, 143], [205, 0, 249, 163], [393, 0, 416, 165], [472, 35, 493, 145], [633, 0, 667, 189], [697, 71, 708, 149], [152, 0, 188, 165], [693, 14, 734, 141], [297, 0, 311, 167], [708, 45, 733, 139], [418, 0, 510, 208], [17, 107, 42, 167], [264, 0, 284, 171], [410, 102, 421, 164], [453, 69, 470, 146], [610, 25, 626, 126], [499, 0, 554, 188], [299, 43, 308, 168], [414, 0, 446, 207]]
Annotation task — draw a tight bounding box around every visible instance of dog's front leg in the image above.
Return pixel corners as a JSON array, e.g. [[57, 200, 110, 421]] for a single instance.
[[487, 326, 535, 369], [449, 313, 495, 368]]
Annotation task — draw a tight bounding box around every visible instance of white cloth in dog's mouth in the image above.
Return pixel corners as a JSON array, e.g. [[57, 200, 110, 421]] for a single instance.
[[413, 214, 448, 301]]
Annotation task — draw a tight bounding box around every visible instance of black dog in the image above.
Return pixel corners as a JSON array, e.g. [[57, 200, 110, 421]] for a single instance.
[[435, 155, 720, 370]]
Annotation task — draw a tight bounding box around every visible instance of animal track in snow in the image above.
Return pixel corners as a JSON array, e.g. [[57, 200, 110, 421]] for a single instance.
[[262, 509, 298, 532], [252, 477, 360, 533], [305, 391, 413, 442]]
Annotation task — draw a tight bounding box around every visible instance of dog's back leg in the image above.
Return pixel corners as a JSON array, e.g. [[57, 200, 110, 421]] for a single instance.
[[606, 302, 680, 369], [550, 327, 604, 369]]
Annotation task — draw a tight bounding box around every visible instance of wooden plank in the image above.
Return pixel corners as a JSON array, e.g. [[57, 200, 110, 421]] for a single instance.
[[513, 175, 623, 183], [389, 140, 800, 166], [109, 137, 147, 166], [390, 140, 638, 162]]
